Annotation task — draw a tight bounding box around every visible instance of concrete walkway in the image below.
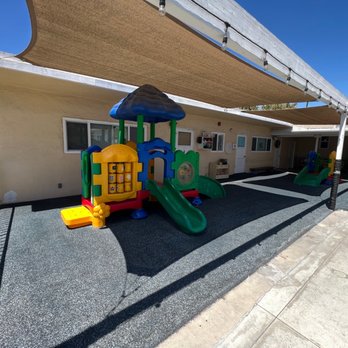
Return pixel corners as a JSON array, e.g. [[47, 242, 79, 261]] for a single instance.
[[159, 210, 348, 348]]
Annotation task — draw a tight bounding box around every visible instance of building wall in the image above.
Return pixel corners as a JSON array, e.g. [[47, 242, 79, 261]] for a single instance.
[[318, 137, 338, 159], [0, 84, 115, 203], [155, 114, 273, 177], [0, 81, 274, 204], [292, 137, 316, 169], [278, 138, 292, 169]]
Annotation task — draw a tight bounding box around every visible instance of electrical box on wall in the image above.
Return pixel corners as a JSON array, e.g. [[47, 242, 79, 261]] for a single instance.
[[199, 131, 213, 150]]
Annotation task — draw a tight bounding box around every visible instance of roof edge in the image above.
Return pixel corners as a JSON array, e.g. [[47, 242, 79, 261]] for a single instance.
[[0, 58, 292, 127]]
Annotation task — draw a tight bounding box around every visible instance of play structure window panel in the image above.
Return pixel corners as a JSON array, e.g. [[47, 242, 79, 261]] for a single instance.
[[211, 132, 225, 152], [91, 123, 118, 148], [178, 162, 194, 185], [252, 137, 271, 152], [320, 136, 329, 149], [108, 162, 133, 194], [66, 121, 88, 151]]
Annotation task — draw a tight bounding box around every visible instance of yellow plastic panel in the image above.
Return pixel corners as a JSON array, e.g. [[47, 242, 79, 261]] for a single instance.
[[61, 206, 92, 228], [92, 144, 142, 205]]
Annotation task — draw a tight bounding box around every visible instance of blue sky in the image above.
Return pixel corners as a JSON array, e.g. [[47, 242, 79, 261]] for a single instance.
[[0, 0, 31, 55], [1, 0, 347, 97], [235, 0, 348, 96]]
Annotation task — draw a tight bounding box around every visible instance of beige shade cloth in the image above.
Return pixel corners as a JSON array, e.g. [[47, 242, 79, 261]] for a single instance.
[[248, 106, 341, 125], [20, 0, 314, 109]]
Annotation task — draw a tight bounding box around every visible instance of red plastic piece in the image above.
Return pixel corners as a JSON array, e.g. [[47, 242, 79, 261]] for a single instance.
[[82, 190, 150, 213], [181, 189, 199, 198]]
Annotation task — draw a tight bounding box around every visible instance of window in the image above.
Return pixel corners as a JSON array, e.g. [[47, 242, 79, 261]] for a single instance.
[[252, 137, 272, 152], [63, 118, 143, 153], [66, 121, 88, 151], [211, 132, 225, 152], [91, 123, 118, 148], [129, 126, 138, 143], [320, 136, 329, 149], [178, 131, 191, 146], [176, 128, 194, 152]]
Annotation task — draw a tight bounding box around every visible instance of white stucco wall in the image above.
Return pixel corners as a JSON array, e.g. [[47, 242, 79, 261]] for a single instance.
[[0, 68, 274, 203]]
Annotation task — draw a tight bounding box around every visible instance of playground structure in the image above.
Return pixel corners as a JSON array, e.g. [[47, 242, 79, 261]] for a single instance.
[[294, 150, 335, 187], [61, 85, 226, 234]]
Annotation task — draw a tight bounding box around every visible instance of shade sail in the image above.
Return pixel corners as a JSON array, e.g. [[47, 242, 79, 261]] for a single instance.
[[248, 106, 340, 125], [20, 0, 314, 109]]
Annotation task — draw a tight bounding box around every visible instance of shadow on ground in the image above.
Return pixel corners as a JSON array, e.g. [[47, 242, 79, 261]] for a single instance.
[[31, 195, 81, 211], [3, 184, 348, 347], [109, 185, 306, 277], [56, 188, 348, 348]]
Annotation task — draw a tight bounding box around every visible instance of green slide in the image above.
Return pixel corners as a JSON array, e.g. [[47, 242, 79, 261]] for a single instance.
[[197, 176, 226, 198], [294, 167, 330, 187], [146, 179, 207, 234]]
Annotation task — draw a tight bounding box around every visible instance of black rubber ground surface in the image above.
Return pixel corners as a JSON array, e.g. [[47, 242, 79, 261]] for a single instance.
[[1, 183, 347, 347], [249, 174, 331, 196], [110, 185, 306, 276]]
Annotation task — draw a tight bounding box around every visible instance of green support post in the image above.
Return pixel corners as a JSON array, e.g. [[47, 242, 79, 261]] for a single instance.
[[170, 120, 177, 151], [149, 122, 156, 180], [150, 122, 156, 140], [137, 114, 144, 144], [118, 119, 125, 144]]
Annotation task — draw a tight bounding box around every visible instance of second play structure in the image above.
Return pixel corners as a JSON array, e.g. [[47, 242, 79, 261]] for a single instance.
[[294, 150, 335, 186], [61, 85, 225, 234]]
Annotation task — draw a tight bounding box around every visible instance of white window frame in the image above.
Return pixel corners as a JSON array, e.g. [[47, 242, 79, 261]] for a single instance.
[[211, 132, 225, 153], [251, 136, 272, 153], [63, 117, 146, 154], [176, 127, 194, 152]]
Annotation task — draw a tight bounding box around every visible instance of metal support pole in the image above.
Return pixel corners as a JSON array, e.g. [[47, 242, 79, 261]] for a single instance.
[[328, 112, 347, 210], [149, 122, 156, 180]]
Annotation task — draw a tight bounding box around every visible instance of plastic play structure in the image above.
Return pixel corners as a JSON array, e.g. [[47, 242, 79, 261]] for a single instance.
[[61, 85, 226, 234], [294, 150, 335, 187]]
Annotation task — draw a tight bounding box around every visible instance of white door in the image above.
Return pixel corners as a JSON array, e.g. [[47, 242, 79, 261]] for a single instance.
[[176, 128, 194, 152], [235, 135, 247, 173]]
